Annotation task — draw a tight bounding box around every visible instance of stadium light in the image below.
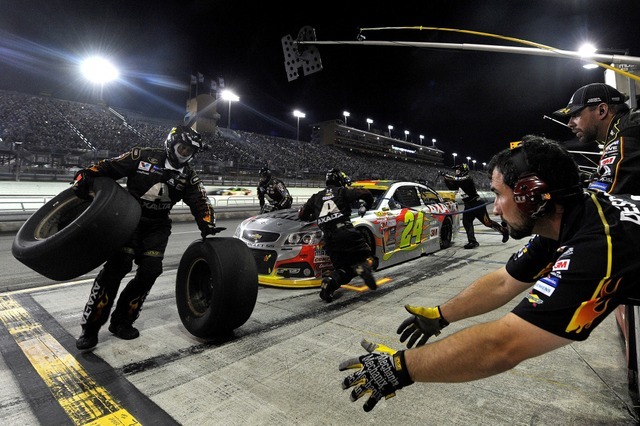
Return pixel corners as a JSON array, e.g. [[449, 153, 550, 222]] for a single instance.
[[404, 130, 409, 141], [366, 118, 373, 131], [432, 138, 436, 147], [452, 152, 457, 166], [293, 110, 306, 141], [466, 156, 471, 165], [343, 111, 350, 126], [578, 43, 599, 69], [80, 56, 119, 102], [221, 90, 240, 129], [419, 135, 424, 145], [472, 159, 477, 170], [388, 125, 393, 138], [482, 162, 487, 169]]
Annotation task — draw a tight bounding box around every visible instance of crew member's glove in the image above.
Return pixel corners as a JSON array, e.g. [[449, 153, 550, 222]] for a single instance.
[[397, 305, 449, 348], [339, 339, 414, 412], [72, 169, 93, 200], [200, 223, 226, 239], [358, 201, 367, 217]]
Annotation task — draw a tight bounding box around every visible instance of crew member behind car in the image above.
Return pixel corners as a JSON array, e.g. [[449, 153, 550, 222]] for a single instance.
[[257, 166, 293, 213], [553, 82, 640, 195], [298, 168, 377, 302], [440, 163, 509, 249], [73, 125, 221, 350]]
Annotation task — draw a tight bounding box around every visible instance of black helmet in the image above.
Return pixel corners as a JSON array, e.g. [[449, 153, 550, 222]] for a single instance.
[[326, 168, 351, 187], [453, 163, 469, 177], [259, 166, 272, 184], [165, 126, 202, 168]]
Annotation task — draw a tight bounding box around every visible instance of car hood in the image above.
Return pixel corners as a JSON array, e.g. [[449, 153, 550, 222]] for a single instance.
[[241, 208, 318, 233]]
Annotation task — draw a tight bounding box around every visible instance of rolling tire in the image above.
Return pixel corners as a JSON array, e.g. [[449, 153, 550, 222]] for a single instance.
[[175, 237, 258, 339], [440, 216, 453, 249], [11, 177, 141, 281]]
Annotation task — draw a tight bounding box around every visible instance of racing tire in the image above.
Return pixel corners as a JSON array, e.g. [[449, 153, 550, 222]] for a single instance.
[[357, 228, 379, 270], [11, 177, 141, 281], [175, 237, 258, 339], [440, 216, 453, 249]]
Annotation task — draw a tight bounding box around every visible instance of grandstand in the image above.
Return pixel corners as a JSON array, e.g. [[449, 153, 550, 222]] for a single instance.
[[0, 90, 490, 190]]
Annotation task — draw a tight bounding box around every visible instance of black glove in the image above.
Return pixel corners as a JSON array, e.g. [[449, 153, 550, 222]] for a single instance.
[[200, 224, 226, 239], [358, 201, 367, 217], [438, 170, 445, 176], [339, 339, 413, 412], [397, 305, 449, 348], [72, 169, 92, 200]]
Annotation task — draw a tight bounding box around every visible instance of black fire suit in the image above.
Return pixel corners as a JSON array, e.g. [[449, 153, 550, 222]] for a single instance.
[[79, 147, 216, 332], [298, 185, 373, 286], [588, 109, 640, 195], [443, 172, 507, 245], [257, 177, 293, 212]]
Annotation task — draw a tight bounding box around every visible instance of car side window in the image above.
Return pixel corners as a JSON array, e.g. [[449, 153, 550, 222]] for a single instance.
[[392, 186, 422, 208]]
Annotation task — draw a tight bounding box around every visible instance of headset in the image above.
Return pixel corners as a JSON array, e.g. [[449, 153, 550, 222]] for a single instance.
[[509, 141, 582, 218]]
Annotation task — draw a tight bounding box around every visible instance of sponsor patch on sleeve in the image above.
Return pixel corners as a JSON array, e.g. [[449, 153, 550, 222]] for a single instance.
[[138, 161, 152, 172], [533, 276, 559, 297]]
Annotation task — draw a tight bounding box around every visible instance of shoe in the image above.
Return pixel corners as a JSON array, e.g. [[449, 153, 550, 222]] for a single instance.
[[501, 229, 509, 243], [319, 277, 340, 302], [354, 262, 377, 291], [108, 323, 140, 340], [76, 329, 98, 350], [464, 242, 480, 249]]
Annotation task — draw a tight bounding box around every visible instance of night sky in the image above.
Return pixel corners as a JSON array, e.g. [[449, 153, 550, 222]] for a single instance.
[[1, 0, 639, 165]]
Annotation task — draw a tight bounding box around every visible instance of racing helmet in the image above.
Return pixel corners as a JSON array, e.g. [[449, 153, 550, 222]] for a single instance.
[[453, 163, 469, 177], [165, 126, 203, 168], [259, 167, 272, 184], [326, 168, 351, 187]]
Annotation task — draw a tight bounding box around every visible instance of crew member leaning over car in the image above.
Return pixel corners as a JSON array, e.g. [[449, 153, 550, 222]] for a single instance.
[[257, 166, 293, 213], [298, 168, 377, 302], [72, 125, 222, 350]]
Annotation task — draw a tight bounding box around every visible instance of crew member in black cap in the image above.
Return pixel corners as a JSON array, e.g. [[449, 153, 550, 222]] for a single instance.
[[553, 82, 640, 195]]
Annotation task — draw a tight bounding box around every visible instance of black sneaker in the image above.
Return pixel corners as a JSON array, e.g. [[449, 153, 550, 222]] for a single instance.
[[108, 323, 140, 340], [319, 277, 339, 302], [76, 329, 98, 350], [354, 262, 377, 290], [464, 241, 480, 249]]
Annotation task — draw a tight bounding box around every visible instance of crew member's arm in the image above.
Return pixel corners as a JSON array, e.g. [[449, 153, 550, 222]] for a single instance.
[[404, 313, 571, 382]]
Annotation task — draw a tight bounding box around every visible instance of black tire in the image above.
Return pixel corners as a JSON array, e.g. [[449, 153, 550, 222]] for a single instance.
[[357, 227, 379, 270], [440, 216, 453, 249], [175, 237, 258, 338], [11, 178, 141, 281]]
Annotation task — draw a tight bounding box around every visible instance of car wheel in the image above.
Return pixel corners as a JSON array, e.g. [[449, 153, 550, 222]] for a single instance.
[[440, 217, 453, 249], [357, 228, 379, 270], [11, 177, 141, 281], [175, 237, 258, 338]]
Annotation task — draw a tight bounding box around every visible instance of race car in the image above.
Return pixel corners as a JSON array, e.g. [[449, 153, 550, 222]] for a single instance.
[[208, 187, 252, 196], [233, 180, 460, 288]]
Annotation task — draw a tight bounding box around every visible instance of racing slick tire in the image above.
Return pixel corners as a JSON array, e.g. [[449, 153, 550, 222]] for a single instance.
[[11, 177, 141, 281], [440, 216, 453, 249], [175, 237, 258, 339]]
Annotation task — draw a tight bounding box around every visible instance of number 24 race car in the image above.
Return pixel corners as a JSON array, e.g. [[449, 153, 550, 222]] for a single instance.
[[233, 180, 460, 288]]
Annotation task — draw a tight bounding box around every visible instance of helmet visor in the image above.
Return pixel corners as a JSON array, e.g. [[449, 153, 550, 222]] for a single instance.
[[174, 142, 196, 164]]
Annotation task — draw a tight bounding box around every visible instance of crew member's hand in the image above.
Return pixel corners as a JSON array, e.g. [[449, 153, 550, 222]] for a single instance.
[[339, 339, 414, 412], [397, 305, 449, 348], [72, 169, 92, 200], [358, 201, 367, 217], [200, 224, 226, 239]]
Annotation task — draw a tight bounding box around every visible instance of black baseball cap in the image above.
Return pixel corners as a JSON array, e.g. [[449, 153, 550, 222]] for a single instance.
[[553, 83, 627, 117]]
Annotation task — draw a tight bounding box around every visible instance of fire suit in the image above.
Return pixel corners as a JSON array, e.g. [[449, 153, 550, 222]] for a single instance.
[[588, 109, 640, 195], [79, 147, 216, 332], [257, 177, 293, 212], [298, 185, 373, 286]]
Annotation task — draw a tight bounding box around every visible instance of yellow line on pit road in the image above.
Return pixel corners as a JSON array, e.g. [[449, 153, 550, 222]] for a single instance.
[[341, 277, 392, 292], [0, 294, 140, 426]]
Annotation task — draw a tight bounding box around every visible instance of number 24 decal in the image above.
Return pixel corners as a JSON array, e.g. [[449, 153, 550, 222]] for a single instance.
[[400, 210, 425, 248]]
